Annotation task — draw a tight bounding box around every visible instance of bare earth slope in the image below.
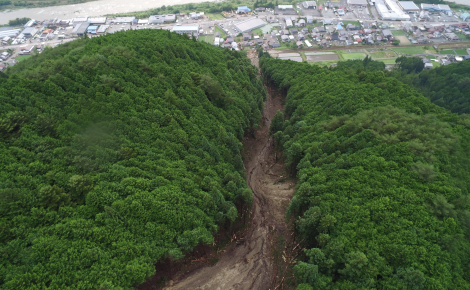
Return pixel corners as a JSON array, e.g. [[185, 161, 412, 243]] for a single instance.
[[164, 51, 295, 290]]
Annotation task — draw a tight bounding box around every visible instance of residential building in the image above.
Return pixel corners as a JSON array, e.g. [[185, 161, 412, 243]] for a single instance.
[[285, 18, 293, 28], [302, 1, 317, 9]]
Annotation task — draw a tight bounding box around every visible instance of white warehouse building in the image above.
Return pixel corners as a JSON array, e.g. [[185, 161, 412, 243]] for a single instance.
[[375, 0, 410, 20]]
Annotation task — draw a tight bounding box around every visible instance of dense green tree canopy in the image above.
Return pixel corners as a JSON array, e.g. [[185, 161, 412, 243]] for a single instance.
[[395, 56, 425, 74], [261, 57, 470, 289], [0, 29, 265, 288], [395, 60, 470, 114]]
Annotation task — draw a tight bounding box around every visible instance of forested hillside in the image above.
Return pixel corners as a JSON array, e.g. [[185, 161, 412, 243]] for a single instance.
[[394, 60, 470, 115], [0, 30, 265, 288], [261, 56, 470, 289]]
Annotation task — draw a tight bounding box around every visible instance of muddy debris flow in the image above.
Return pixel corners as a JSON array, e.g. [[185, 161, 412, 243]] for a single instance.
[[162, 51, 296, 290]]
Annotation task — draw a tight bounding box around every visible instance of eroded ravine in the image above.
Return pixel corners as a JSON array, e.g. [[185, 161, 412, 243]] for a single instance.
[[163, 51, 295, 290]]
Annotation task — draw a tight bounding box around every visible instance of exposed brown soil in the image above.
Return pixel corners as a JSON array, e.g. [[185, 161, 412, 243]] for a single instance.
[[156, 51, 297, 290]]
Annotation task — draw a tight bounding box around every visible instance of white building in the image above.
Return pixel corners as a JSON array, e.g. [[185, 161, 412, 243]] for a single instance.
[[173, 26, 199, 35], [375, 0, 410, 20], [149, 15, 165, 24], [398, 1, 420, 13], [234, 18, 267, 33], [73, 17, 88, 24], [285, 18, 293, 28], [88, 17, 107, 25], [348, 0, 368, 7], [302, 1, 317, 9], [113, 17, 136, 23], [24, 19, 35, 27]]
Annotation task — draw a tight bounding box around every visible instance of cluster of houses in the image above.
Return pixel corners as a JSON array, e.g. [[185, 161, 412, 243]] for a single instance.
[[426, 52, 470, 68], [403, 21, 469, 44], [239, 16, 468, 49], [0, 14, 183, 47], [0, 1, 469, 70]]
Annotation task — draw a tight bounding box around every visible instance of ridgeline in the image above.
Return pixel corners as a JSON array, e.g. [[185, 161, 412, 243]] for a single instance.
[[0, 29, 265, 288], [261, 55, 470, 289]]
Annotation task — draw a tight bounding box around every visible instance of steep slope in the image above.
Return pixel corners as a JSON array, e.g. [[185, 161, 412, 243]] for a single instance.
[[261, 57, 470, 289], [163, 50, 296, 290], [0, 30, 265, 288]]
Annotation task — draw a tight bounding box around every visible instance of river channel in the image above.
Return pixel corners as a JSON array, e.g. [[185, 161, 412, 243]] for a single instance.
[[0, 0, 217, 25]]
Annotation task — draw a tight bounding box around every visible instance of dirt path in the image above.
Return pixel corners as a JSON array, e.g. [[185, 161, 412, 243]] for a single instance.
[[163, 51, 296, 290]]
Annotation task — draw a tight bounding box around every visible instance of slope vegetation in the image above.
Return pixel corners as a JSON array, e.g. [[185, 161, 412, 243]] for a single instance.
[[261, 57, 470, 289], [396, 60, 470, 115], [0, 30, 265, 288]]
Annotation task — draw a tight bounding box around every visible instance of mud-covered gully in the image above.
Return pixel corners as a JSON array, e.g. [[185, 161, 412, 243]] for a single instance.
[[161, 51, 296, 290]]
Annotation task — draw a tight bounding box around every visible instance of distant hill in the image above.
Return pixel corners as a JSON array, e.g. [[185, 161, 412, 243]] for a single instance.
[[0, 30, 265, 288], [261, 56, 470, 289]]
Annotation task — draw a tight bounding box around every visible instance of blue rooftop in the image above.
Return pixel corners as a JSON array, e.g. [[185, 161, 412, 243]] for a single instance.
[[237, 6, 252, 13]]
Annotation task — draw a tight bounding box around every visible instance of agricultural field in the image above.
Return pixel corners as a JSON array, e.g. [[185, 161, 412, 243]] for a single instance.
[[198, 35, 214, 44], [382, 58, 398, 64], [342, 52, 366, 60], [206, 13, 225, 20], [214, 26, 227, 38], [14, 55, 32, 62], [391, 30, 407, 36], [395, 35, 411, 45], [251, 28, 263, 36], [369, 50, 397, 59], [441, 49, 456, 54], [305, 53, 339, 62], [392, 46, 426, 55], [440, 48, 469, 55], [342, 20, 361, 26]]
